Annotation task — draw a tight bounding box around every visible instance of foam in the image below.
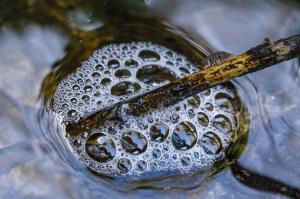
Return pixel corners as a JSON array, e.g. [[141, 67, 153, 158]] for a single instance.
[[53, 42, 242, 179]]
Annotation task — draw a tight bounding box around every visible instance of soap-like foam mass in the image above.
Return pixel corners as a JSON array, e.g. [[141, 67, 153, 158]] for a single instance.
[[53, 42, 243, 179]]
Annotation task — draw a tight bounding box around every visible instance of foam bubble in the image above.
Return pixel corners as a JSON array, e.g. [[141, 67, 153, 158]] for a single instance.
[[53, 42, 243, 179]]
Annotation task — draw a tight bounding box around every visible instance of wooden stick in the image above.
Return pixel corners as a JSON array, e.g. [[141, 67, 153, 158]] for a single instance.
[[66, 34, 300, 135]]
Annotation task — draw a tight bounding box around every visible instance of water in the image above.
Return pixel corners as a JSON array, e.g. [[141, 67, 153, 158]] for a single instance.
[[1, 0, 300, 198]]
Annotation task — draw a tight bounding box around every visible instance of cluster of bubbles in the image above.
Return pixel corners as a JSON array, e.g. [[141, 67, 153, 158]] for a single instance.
[[53, 42, 243, 179]]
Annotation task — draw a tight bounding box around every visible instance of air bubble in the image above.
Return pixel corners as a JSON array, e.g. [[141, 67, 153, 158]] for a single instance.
[[159, 161, 166, 167], [197, 112, 209, 127], [108, 127, 117, 135], [125, 59, 139, 68], [188, 109, 195, 118], [171, 113, 180, 124], [77, 78, 83, 84], [70, 98, 77, 104], [181, 156, 191, 166], [115, 69, 131, 78], [202, 89, 211, 96], [137, 160, 147, 171], [73, 85, 80, 90], [136, 65, 177, 86], [101, 78, 111, 85], [111, 81, 141, 96], [212, 114, 233, 134], [117, 158, 132, 173], [150, 162, 158, 170], [83, 85, 93, 92], [85, 133, 116, 162], [67, 109, 78, 117], [62, 104, 68, 109], [215, 93, 234, 113], [172, 121, 197, 150], [82, 95, 90, 102], [74, 139, 81, 147], [95, 64, 104, 71], [199, 132, 222, 155], [179, 67, 190, 75], [166, 51, 173, 57], [92, 72, 101, 78], [107, 59, 120, 68], [147, 115, 154, 123], [187, 96, 201, 108], [149, 123, 169, 142], [136, 118, 148, 130], [204, 102, 214, 111], [152, 148, 161, 158], [138, 50, 160, 62], [121, 130, 147, 155]]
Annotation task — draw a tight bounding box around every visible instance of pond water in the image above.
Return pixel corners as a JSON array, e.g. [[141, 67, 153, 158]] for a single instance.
[[0, 0, 300, 198]]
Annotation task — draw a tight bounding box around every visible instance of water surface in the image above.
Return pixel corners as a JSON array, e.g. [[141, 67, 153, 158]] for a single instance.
[[0, 0, 300, 198]]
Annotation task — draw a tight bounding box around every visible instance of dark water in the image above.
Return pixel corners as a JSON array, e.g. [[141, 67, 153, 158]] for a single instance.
[[1, 0, 300, 198]]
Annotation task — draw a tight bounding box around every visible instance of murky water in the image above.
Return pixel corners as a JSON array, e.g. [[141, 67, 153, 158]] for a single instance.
[[1, 0, 300, 198]]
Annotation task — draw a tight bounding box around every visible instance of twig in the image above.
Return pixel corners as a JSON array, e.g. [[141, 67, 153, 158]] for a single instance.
[[66, 34, 300, 134]]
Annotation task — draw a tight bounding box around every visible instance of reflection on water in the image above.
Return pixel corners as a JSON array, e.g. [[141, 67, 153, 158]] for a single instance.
[[0, 0, 300, 198]]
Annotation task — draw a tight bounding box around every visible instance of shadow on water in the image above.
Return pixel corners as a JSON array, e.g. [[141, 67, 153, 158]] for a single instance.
[[0, 0, 300, 198]]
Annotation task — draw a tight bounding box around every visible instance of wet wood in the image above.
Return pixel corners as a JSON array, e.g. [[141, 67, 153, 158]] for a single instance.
[[66, 34, 300, 134]]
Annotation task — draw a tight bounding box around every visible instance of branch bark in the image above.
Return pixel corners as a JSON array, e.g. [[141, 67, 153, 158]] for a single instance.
[[66, 34, 300, 135]]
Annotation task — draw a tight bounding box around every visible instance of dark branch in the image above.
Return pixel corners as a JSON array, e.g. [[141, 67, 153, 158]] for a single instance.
[[66, 34, 300, 135]]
